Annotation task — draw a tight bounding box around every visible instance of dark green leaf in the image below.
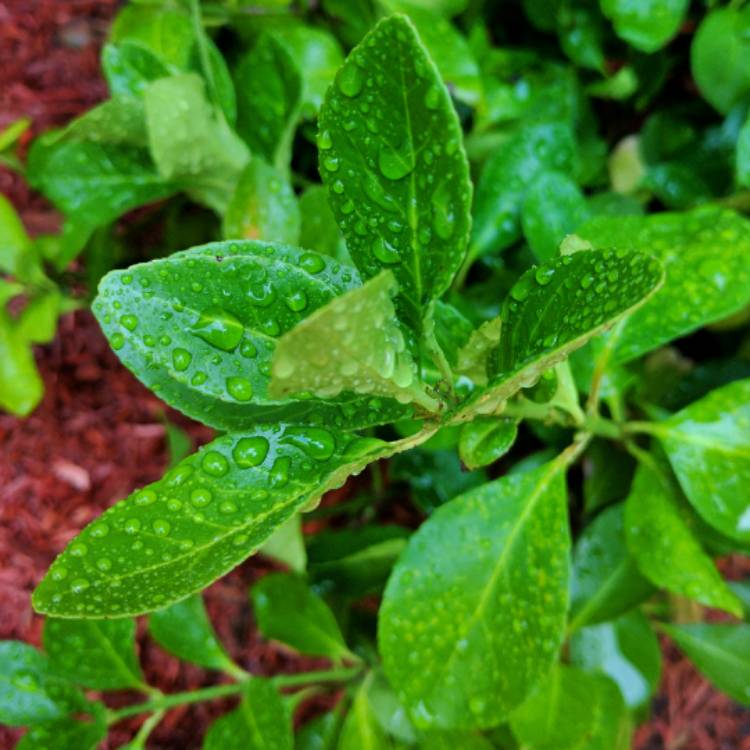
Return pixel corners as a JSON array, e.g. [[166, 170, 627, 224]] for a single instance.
[[458, 417, 518, 470], [43, 618, 144, 690], [379, 458, 570, 729], [251, 573, 353, 660], [600, 0, 688, 53], [654, 378, 750, 542], [583, 440, 636, 515], [150, 594, 239, 673], [318, 15, 472, 337], [662, 623, 750, 705], [33, 427, 391, 617], [570, 611, 661, 712], [204, 678, 293, 749], [569, 504, 653, 630], [93, 241, 409, 431], [624, 461, 742, 617]]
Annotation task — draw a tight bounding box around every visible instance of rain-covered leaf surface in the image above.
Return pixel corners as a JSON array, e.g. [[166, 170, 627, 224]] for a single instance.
[[33, 427, 390, 617], [93, 241, 410, 431], [379, 459, 570, 729], [318, 15, 472, 337]]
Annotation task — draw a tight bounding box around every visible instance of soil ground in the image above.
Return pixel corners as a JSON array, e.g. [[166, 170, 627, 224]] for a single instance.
[[1, 2, 750, 748]]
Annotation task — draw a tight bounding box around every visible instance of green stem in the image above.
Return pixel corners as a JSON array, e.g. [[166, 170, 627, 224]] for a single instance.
[[128, 709, 165, 749], [106, 667, 363, 725]]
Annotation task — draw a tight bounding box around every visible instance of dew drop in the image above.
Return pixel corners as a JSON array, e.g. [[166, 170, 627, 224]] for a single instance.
[[337, 62, 365, 97], [202, 451, 229, 477], [226, 376, 253, 401], [285, 290, 308, 312], [111, 332, 125, 350], [190, 488, 213, 507], [124, 518, 141, 534], [232, 436, 269, 468], [300, 253, 326, 274], [172, 348, 192, 371], [270, 456, 291, 486], [282, 426, 335, 461], [534, 266, 556, 286], [378, 141, 415, 180], [120, 314, 138, 331], [70, 578, 90, 594], [135, 489, 157, 506], [191, 307, 244, 352], [239, 340, 257, 359], [372, 236, 400, 264], [152, 519, 171, 536], [51, 566, 68, 581]]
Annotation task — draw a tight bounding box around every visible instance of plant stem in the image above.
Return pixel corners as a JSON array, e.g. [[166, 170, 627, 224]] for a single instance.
[[106, 667, 363, 725]]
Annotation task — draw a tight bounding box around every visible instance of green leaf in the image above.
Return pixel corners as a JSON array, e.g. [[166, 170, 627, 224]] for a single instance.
[[737, 113, 750, 189], [16, 705, 106, 750], [0, 311, 44, 417], [661, 623, 750, 705], [18, 291, 62, 345], [574, 208, 750, 363], [569, 504, 653, 631], [458, 417, 518, 470], [43, 618, 144, 690], [93, 241, 410, 431], [691, 6, 750, 114], [234, 34, 302, 170], [0, 642, 83, 726], [624, 461, 743, 617], [260, 514, 307, 572], [521, 171, 589, 262], [102, 42, 171, 98], [418, 731, 493, 750], [454, 249, 663, 421], [338, 678, 392, 750], [318, 15, 472, 337], [299, 185, 349, 262], [26, 139, 175, 229], [570, 611, 661, 712], [379, 458, 570, 729], [223, 158, 300, 244], [367, 669, 417, 744], [455, 317, 502, 386], [33, 427, 391, 617], [600, 0, 688, 53], [269, 272, 440, 413], [204, 678, 293, 750], [251, 573, 353, 660], [582, 440, 635, 515], [144, 73, 249, 213], [469, 122, 577, 264], [510, 665, 631, 750], [53, 95, 148, 148], [150, 594, 239, 673], [0, 193, 35, 279], [296, 711, 341, 750], [427, 301, 474, 370], [653, 378, 750, 542]]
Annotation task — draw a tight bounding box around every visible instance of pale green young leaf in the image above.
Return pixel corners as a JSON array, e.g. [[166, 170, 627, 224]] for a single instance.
[[0, 312, 44, 417], [458, 417, 518, 470], [379, 458, 570, 729], [367, 669, 417, 744], [653, 378, 750, 542], [453, 249, 662, 422], [318, 15, 472, 337], [661, 623, 750, 705], [338, 678, 392, 750], [251, 573, 352, 661], [426, 301, 474, 370], [223, 158, 300, 244], [33, 427, 392, 618], [576, 207, 750, 363], [569, 504, 653, 631], [298, 185, 349, 262], [510, 665, 631, 750], [43, 618, 144, 690], [600, 0, 688, 53], [0, 193, 36, 280], [455, 317, 502, 386], [234, 34, 302, 170], [469, 122, 577, 265], [150, 594, 239, 673], [259, 515, 307, 573], [18, 291, 62, 345], [624, 461, 743, 617], [269, 272, 440, 413], [570, 611, 661, 712], [93, 241, 410, 431], [144, 74, 249, 213], [102, 42, 171, 98], [52, 95, 148, 147], [204, 678, 293, 750]]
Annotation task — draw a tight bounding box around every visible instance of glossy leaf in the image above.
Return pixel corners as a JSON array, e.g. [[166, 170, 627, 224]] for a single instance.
[[203, 678, 293, 750], [521, 171, 589, 262], [93, 241, 409, 431], [510, 665, 631, 750], [601, 0, 688, 53], [102, 42, 171, 98], [33, 427, 391, 617], [458, 417, 518, 470], [662, 623, 750, 705], [454, 249, 663, 421], [251, 573, 352, 660], [379, 459, 570, 729], [569, 504, 653, 630], [318, 15, 472, 336], [43, 618, 144, 690], [338, 679, 392, 750], [234, 34, 302, 170], [469, 122, 577, 263], [624, 461, 743, 617], [149, 594, 238, 673], [575, 207, 750, 362], [269, 272, 439, 413], [570, 611, 661, 712], [223, 158, 300, 244], [654, 378, 750, 542], [144, 74, 249, 213]]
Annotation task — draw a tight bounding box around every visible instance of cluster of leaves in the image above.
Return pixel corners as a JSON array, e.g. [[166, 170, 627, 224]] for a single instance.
[[3, 0, 750, 747]]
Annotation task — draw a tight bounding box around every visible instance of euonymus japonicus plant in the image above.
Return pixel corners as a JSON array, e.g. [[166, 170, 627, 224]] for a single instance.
[[6, 10, 750, 750]]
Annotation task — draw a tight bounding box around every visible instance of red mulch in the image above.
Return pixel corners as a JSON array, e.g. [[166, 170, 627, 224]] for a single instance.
[[1, 1, 750, 749]]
